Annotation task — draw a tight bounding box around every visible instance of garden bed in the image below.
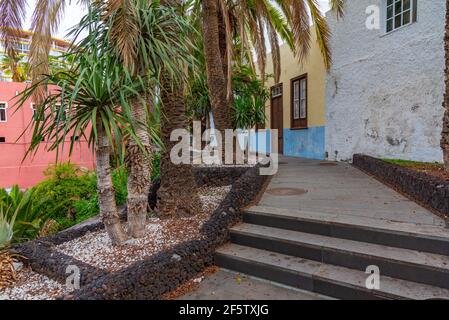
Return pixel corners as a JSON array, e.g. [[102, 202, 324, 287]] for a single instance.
[[353, 154, 449, 222], [3, 164, 269, 300]]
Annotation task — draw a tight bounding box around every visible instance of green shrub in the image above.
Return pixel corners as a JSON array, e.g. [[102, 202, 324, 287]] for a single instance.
[[0, 207, 14, 248], [0, 186, 47, 243], [33, 163, 96, 222], [68, 166, 129, 229]]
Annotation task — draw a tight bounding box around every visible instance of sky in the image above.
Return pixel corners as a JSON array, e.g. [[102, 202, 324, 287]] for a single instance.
[[24, 0, 331, 40]]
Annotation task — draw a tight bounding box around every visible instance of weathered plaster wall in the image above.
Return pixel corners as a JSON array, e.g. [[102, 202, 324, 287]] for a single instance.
[[325, 0, 445, 162], [284, 127, 325, 159], [263, 32, 327, 159]]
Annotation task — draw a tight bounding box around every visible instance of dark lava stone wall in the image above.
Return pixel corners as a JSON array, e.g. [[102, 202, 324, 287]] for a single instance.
[[192, 166, 250, 187], [13, 164, 269, 300], [70, 164, 269, 300], [353, 154, 449, 218]]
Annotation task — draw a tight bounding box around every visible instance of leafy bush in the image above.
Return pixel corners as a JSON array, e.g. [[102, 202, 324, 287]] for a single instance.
[[0, 186, 47, 243], [69, 166, 129, 229], [32, 163, 96, 221], [0, 161, 160, 237], [0, 207, 14, 248], [232, 66, 269, 129]]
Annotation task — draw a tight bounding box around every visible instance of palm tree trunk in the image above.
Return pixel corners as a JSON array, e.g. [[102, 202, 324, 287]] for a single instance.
[[202, 0, 232, 133], [442, 0, 449, 171], [218, 9, 228, 90], [96, 120, 128, 245], [127, 99, 152, 238], [157, 77, 201, 218]]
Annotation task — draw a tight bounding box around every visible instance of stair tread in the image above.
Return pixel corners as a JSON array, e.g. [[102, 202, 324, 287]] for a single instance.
[[216, 244, 449, 300], [246, 205, 449, 240], [231, 223, 449, 271]]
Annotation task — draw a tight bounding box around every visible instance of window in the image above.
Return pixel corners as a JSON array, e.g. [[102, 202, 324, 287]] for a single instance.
[[271, 85, 283, 98], [291, 75, 307, 129], [31, 103, 38, 120], [0, 137, 5, 143], [0, 103, 7, 122], [386, 0, 417, 33]]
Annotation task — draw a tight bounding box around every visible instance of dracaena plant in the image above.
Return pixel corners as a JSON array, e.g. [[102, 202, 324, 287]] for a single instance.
[[70, 0, 199, 232], [15, 43, 154, 245]]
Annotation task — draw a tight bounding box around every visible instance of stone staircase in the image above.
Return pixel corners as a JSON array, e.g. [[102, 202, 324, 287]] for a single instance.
[[215, 205, 449, 300]]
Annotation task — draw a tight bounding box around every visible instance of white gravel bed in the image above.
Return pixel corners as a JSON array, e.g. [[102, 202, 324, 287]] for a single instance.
[[55, 186, 231, 272], [0, 268, 69, 300]]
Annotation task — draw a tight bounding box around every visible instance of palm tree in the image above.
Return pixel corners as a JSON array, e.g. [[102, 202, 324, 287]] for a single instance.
[[156, 0, 201, 217], [200, 0, 345, 134], [16, 49, 149, 245], [0, 55, 28, 82], [442, 0, 449, 171], [81, 0, 198, 232], [0, 0, 90, 101], [3, 0, 198, 235]]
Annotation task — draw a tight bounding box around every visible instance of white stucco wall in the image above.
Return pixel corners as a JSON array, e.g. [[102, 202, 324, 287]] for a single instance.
[[325, 0, 445, 162]]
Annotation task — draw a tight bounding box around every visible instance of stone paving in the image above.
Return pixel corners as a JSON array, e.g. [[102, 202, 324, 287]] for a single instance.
[[262, 157, 444, 226], [178, 156, 445, 300], [178, 269, 332, 300]]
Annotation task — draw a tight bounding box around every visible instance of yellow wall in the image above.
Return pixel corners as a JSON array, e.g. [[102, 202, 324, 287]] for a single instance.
[[264, 33, 327, 129]]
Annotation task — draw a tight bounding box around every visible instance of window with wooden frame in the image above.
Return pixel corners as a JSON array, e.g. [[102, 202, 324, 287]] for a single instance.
[[291, 75, 307, 129]]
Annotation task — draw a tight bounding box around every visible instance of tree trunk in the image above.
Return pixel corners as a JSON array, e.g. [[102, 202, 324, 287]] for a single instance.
[[127, 99, 152, 238], [157, 75, 201, 218], [96, 120, 128, 245], [442, 0, 449, 171], [202, 0, 232, 133], [218, 8, 228, 92]]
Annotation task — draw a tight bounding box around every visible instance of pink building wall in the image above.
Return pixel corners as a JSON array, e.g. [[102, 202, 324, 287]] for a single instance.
[[0, 82, 95, 189]]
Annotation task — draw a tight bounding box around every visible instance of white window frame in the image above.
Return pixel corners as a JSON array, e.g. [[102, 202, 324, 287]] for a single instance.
[[385, 0, 417, 34], [299, 78, 307, 119], [271, 85, 283, 98], [293, 80, 300, 120], [0, 102, 8, 122]]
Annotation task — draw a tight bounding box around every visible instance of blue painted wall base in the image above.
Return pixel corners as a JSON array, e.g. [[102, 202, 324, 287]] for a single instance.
[[248, 126, 325, 160], [283, 126, 325, 160]]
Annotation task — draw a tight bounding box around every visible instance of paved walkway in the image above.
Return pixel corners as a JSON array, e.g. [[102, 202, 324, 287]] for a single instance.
[[178, 157, 445, 300], [178, 269, 332, 300], [262, 156, 444, 226]]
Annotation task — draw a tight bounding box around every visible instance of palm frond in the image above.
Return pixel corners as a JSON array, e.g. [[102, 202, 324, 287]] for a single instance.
[[105, 0, 139, 70], [29, 0, 67, 103], [0, 0, 27, 71], [307, 0, 332, 69], [330, 0, 345, 19]]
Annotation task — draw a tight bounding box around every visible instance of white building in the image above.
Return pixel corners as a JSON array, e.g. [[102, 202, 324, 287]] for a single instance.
[[325, 0, 445, 162]]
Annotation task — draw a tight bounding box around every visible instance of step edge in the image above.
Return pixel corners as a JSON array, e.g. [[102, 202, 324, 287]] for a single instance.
[[245, 206, 449, 242], [215, 247, 424, 300], [230, 225, 449, 273]]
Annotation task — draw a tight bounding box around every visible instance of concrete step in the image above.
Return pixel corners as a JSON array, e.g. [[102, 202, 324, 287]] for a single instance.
[[231, 223, 449, 289], [244, 206, 449, 256], [215, 244, 449, 300]]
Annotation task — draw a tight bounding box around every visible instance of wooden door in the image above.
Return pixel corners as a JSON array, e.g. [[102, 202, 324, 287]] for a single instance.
[[270, 85, 283, 154]]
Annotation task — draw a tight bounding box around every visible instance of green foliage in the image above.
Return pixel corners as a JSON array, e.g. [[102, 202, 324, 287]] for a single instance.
[[186, 74, 211, 123], [151, 152, 161, 181], [33, 163, 96, 221], [381, 159, 441, 167], [32, 163, 132, 230], [231, 66, 269, 129], [70, 166, 130, 228], [0, 186, 47, 244], [0, 206, 15, 249]]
